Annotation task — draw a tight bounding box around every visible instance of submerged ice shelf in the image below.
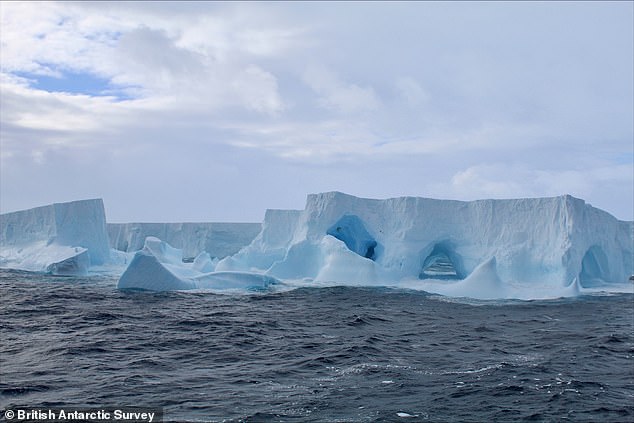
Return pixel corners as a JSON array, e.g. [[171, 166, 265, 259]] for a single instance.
[[1, 193, 632, 298]]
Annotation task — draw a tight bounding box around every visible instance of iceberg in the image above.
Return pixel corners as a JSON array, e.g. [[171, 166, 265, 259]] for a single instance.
[[117, 237, 280, 292], [107, 222, 261, 260], [3, 193, 631, 298], [215, 192, 633, 298], [0, 199, 110, 275]]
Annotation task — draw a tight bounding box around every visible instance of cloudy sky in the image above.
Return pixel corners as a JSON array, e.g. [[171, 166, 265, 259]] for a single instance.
[[1, 1, 632, 222]]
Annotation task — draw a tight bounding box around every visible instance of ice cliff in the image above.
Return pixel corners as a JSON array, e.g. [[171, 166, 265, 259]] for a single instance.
[[2, 193, 631, 298], [0, 199, 110, 275], [107, 222, 261, 260], [213, 192, 632, 297], [0, 200, 261, 276]]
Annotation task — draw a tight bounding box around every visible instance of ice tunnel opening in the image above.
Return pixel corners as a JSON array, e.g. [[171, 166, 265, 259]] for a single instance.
[[327, 215, 378, 261], [364, 244, 376, 260], [579, 245, 609, 287], [419, 243, 463, 280]]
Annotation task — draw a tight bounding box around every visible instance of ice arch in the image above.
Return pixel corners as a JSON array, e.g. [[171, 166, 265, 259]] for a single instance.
[[579, 245, 609, 286], [419, 242, 464, 280], [326, 215, 377, 260]]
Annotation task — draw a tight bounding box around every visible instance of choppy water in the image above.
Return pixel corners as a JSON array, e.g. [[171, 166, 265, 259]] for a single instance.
[[1, 269, 633, 422]]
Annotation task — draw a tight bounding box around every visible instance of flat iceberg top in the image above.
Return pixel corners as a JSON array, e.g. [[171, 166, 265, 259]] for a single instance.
[[1, 198, 110, 274], [215, 191, 633, 297], [2, 193, 632, 299], [115, 192, 633, 298]]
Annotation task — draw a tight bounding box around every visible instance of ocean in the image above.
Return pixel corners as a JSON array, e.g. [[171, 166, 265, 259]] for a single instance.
[[1, 269, 633, 422]]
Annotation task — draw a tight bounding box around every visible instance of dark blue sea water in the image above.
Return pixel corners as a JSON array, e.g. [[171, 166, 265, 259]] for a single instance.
[[1, 269, 633, 422]]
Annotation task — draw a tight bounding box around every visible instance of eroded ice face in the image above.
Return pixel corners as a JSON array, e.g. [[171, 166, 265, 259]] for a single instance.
[[117, 192, 632, 297], [2, 193, 632, 297], [0, 199, 109, 275]]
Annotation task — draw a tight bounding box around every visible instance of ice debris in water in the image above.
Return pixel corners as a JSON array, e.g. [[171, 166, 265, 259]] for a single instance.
[[396, 412, 418, 418]]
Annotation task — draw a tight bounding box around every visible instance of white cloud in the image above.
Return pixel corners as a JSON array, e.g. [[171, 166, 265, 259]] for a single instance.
[[0, 81, 119, 134], [225, 119, 379, 160], [449, 163, 633, 211], [302, 65, 380, 113], [451, 165, 529, 199], [0, 1, 631, 221], [113, 27, 204, 92], [394, 76, 429, 106], [232, 65, 284, 115], [0, 2, 290, 113]]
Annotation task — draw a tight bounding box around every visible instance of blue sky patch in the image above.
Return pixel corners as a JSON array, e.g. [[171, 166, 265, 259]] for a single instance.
[[14, 67, 136, 101]]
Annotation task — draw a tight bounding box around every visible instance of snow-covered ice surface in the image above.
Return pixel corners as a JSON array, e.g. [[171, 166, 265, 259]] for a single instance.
[[0, 199, 110, 275]]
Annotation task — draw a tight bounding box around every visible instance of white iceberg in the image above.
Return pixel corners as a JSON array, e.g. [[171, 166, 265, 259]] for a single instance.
[[215, 192, 633, 298], [117, 237, 280, 292], [1, 200, 261, 277], [107, 222, 261, 260], [0, 199, 110, 275], [3, 193, 631, 299]]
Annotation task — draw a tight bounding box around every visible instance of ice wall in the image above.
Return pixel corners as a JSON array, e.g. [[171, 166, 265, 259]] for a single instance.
[[217, 192, 633, 289], [0, 199, 110, 274], [218, 209, 303, 272], [107, 222, 261, 259]]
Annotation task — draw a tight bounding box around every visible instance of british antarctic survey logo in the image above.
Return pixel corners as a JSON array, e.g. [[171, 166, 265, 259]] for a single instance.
[[3, 407, 162, 422]]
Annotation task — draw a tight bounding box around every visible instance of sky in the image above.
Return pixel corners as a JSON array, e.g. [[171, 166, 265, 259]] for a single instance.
[[0, 1, 632, 222]]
